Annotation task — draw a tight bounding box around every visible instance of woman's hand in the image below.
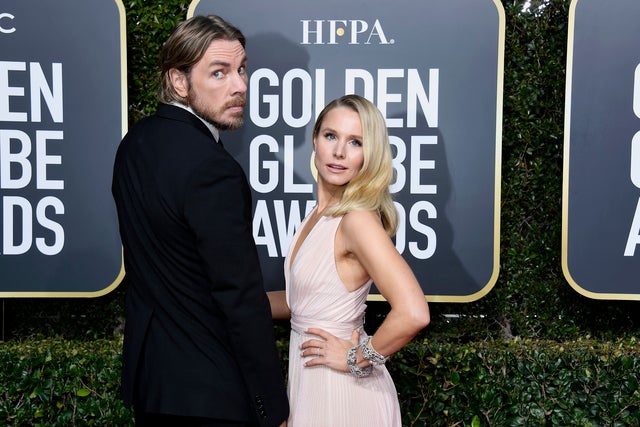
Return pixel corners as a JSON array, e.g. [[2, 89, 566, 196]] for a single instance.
[[300, 328, 360, 372]]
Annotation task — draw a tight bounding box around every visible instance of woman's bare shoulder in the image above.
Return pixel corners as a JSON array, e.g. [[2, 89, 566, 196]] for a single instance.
[[340, 209, 385, 239]]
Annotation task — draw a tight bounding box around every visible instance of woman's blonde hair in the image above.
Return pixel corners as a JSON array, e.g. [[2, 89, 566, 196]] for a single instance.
[[313, 94, 398, 236]]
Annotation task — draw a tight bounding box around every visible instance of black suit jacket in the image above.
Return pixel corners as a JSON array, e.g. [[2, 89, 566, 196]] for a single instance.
[[112, 104, 288, 425]]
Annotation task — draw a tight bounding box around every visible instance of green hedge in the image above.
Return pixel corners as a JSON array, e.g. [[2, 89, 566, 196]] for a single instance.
[[0, 339, 132, 426], [2, 336, 640, 426], [391, 335, 640, 426]]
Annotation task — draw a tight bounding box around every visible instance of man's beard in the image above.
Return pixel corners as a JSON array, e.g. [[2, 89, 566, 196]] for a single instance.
[[187, 90, 245, 131]]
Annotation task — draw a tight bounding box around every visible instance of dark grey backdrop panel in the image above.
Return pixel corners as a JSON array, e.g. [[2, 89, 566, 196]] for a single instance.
[[0, 1, 125, 295], [563, 0, 640, 299], [191, 0, 504, 301]]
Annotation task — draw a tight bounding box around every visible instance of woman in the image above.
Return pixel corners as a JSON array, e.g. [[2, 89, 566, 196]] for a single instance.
[[269, 94, 430, 426]]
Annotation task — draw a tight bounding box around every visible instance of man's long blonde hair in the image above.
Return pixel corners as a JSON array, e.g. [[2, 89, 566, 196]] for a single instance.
[[314, 94, 398, 236]]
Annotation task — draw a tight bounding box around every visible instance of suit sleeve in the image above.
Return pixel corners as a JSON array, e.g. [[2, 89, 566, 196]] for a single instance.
[[184, 155, 289, 426]]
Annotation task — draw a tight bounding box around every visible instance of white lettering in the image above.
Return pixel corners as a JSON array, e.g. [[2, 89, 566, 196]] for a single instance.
[[1, 129, 64, 190], [410, 135, 437, 194], [301, 19, 390, 45], [328, 20, 347, 45], [0, 13, 15, 34], [250, 68, 326, 128], [36, 130, 63, 189], [408, 201, 437, 259], [301, 20, 323, 45], [625, 197, 640, 256], [0, 61, 27, 122], [628, 70, 640, 256], [344, 68, 438, 128], [0, 129, 31, 188], [394, 202, 406, 253], [314, 69, 326, 120], [274, 199, 308, 256], [377, 69, 405, 128], [634, 63, 640, 119], [345, 69, 374, 101], [30, 62, 63, 123], [2, 196, 32, 254], [250, 135, 279, 193], [1, 196, 64, 255], [253, 199, 316, 257], [632, 130, 640, 189], [283, 135, 312, 194], [250, 135, 313, 194], [0, 61, 63, 123], [408, 68, 438, 128], [389, 136, 406, 194], [250, 68, 279, 127], [393, 201, 437, 259], [35, 196, 64, 255], [253, 199, 278, 256], [250, 68, 436, 128], [282, 69, 313, 128], [363, 20, 389, 45], [349, 20, 368, 45]]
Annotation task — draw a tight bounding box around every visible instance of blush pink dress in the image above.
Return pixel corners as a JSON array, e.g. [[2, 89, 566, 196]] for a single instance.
[[285, 213, 402, 427]]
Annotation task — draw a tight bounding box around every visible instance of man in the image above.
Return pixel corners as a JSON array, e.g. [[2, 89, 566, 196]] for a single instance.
[[112, 15, 288, 427]]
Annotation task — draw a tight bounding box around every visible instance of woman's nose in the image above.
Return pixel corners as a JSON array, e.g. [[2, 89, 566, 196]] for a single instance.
[[333, 142, 346, 158]]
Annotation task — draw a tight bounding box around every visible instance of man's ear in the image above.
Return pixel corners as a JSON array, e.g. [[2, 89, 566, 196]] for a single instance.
[[169, 68, 189, 98]]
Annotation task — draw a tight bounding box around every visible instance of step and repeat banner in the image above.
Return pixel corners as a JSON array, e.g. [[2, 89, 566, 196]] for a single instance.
[[0, 1, 126, 296], [562, 0, 640, 299], [189, 0, 505, 302], [4, 1, 636, 301]]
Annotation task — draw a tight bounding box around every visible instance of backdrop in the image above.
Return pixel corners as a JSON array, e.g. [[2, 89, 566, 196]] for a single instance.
[[189, 0, 505, 301]]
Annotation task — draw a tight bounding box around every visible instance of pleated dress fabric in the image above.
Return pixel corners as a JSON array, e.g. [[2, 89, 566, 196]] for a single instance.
[[285, 213, 402, 427]]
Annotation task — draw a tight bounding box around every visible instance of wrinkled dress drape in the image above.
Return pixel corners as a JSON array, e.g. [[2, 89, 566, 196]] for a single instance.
[[285, 213, 402, 427]]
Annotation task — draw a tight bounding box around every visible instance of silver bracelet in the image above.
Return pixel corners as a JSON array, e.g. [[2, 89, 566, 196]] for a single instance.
[[346, 345, 373, 377], [361, 336, 390, 366]]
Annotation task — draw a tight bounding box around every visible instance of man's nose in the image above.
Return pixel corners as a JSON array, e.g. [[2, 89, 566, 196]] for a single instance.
[[232, 72, 248, 95]]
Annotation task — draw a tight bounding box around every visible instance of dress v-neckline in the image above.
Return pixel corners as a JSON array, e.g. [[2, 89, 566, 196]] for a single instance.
[[288, 208, 327, 271]]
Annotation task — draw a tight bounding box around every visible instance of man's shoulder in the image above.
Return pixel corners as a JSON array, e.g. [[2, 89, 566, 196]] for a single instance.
[[126, 106, 212, 144], [133, 105, 193, 129], [154, 103, 188, 120]]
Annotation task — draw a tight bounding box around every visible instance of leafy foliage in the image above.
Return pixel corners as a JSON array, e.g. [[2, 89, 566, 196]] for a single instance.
[[2, 336, 640, 426], [390, 336, 640, 426], [124, 0, 190, 124], [0, 339, 133, 426]]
